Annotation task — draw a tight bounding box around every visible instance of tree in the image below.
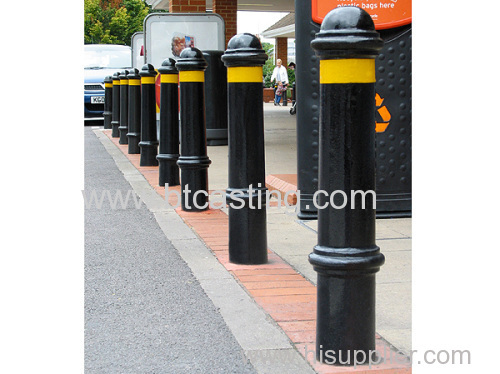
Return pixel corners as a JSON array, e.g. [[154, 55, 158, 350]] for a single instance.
[[262, 42, 274, 88], [84, 0, 154, 45]]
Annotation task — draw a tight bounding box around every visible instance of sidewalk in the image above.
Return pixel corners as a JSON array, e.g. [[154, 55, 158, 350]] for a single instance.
[[90, 102, 411, 373]]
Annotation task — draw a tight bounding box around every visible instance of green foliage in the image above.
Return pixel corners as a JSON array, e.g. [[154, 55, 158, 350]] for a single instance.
[[288, 67, 295, 86], [84, 0, 153, 45], [262, 42, 274, 88]]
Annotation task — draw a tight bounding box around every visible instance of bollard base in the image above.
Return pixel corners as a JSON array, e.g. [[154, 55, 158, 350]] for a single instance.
[[178, 158, 210, 212], [127, 133, 140, 154], [309, 244, 384, 366], [158, 154, 180, 187], [111, 122, 120, 138], [119, 127, 129, 144], [227, 196, 268, 265], [103, 112, 112, 129], [315, 273, 377, 362], [139, 141, 159, 166]]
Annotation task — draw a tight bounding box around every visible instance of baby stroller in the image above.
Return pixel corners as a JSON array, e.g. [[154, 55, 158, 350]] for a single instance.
[[289, 82, 296, 115]]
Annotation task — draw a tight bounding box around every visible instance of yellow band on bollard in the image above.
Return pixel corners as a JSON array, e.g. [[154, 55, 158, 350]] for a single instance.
[[141, 77, 156, 84], [320, 59, 376, 84], [114, 80, 121, 85], [128, 79, 140, 86], [105, 83, 113, 88], [161, 74, 179, 84], [227, 67, 263, 83], [179, 71, 204, 82], [121, 80, 129, 85]]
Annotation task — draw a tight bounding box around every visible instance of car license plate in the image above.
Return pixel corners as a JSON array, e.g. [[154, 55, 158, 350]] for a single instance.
[[91, 96, 105, 104]]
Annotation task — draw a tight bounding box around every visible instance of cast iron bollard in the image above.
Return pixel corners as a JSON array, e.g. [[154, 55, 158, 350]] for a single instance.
[[222, 33, 268, 264], [119, 70, 130, 144], [127, 68, 141, 154], [203, 50, 228, 146], [103, 76, 113, 129], [157, 58, 180, 187], [111, 72, 121, 137], [175, 48, 211, 211], [308, 7, 385, 365], [139, 64, 159, 166]]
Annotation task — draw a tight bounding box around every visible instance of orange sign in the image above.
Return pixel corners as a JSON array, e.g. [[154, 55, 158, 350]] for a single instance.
[[311, 0, 411, 30]]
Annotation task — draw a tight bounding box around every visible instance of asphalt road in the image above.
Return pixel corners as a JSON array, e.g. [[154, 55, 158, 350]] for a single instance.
[[84, 127, 256, 373]]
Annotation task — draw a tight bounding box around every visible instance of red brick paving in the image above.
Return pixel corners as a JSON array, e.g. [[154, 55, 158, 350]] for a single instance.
[[103, 130, 411, 373], [265, 173, 298, 205]]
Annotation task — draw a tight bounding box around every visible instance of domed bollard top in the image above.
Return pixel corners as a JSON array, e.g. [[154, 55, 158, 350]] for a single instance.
[[311, 6, 383, 59], [222, 33, 268, 67]]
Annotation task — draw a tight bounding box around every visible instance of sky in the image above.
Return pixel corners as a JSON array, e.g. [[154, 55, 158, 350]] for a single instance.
[[237, 11, 290, 43]]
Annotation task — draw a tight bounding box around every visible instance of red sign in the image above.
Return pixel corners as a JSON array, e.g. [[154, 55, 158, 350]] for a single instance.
[[311, 0, 411, 30]]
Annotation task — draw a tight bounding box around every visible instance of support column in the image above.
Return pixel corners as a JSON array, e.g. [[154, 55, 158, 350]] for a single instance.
[[169, 0, 206, 13], [213, 0, 237, 48], [275, 37, 288, 68], [308, 7, 385, 365], [222, 33, 268, 265]]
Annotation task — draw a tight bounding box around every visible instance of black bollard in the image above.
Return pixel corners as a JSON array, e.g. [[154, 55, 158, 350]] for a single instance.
[[222, 33, 268, 265], [119, 70, 129, 144], [111, 72, 121, 137], [103, 76, 113, 129], [308, 7, 385, 365], [203, 50, 228, 146], [157, 58, 180, 187], [139, 64, 159, 166], [127, 68, 141, 154], [175, 48, 211, 211]]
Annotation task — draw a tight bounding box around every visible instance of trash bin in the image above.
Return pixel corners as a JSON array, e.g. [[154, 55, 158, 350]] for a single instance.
[[202, 50, 228, 146]]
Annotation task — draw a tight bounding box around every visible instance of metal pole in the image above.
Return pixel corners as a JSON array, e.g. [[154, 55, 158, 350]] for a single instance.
[[308, 7, 385, 365], [175, 47, 211, 212], [103, 76, 112, 130], [119, 70, 129, 144], [139, 64, 158, 167], [222, 33, 268, 265], [157, 58, 180, 187], [127, 68, 141, 154], [111, 72, 121, 138]]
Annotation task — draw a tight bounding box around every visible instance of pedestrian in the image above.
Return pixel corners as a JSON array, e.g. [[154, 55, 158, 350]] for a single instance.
[[274, 81, 284, 106], [271, 58, 289, 103]]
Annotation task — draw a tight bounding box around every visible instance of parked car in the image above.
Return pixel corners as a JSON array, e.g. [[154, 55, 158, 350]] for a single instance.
[[84, 44, 132, 123]]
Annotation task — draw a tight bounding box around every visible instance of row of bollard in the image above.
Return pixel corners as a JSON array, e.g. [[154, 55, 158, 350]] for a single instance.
[[102, 7, 383, 367]]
